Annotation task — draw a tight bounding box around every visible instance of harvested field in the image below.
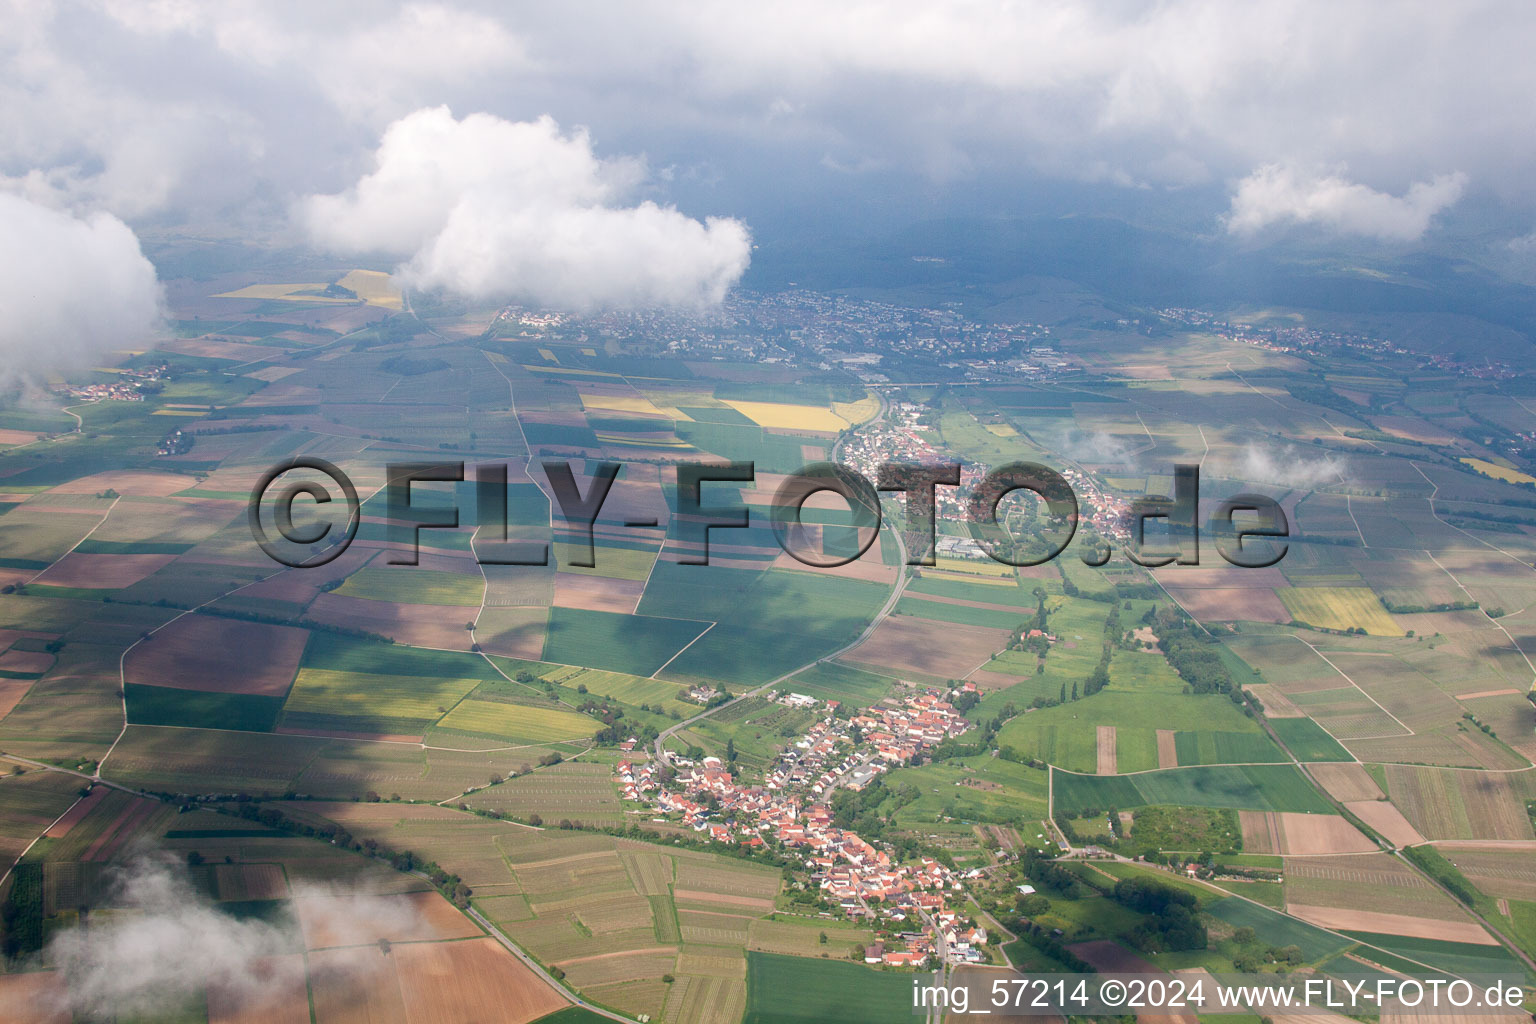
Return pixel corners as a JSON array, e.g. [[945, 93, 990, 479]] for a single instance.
[[33, 552, 177, 588], [1275, 812, 1376, 854], [207, 954, 310, 1024], [295, 890, 481, 949], [1455, 688, 1521, 700], [841, 616, 1009, 679], [395, 937, 567, 1024], [1164, 586, 1289, 623], [0, 679, 34, 721], [124, 614, 307, 696], [1096, 725, 1117, 775], [968, 668, 1026, 691], [1309, 762, 1384, 802], [1286, 905, 1492, 944], [1240, 810, 1282, 854], [553, 572, 644, 613], [1157, 729, 1178, 769], [1344, 800, 1426, 847]]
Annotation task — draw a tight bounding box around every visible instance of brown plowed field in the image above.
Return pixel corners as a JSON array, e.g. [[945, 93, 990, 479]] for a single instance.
[[1162, 586, 1289, 623], [0, 970, 69, 1024], [968, 668, 1028, 691], [396, 938, 568, 1024], [307, 593, 474, 650], [473, 607, 548, 659], [553, 572, 644, 613], [1096, 725, 1117, 775], [34, 552, 177, 588], [1344, 800, 1425, 847], [309, 947, 407, 1024], [124, 614, 308, 696], [295, 890, 481, 949], [1308, 763, 1383, 802], [1157, 729, 1178, 768], [207, 954, 310, 1024], [0, 679, 31, 720], [842, 616, 1010, 680], [0, 650, 53, 675], [43, 787, 109, 838], [1275, 813, 1376, 854], [1239, 810, 1281, 854], [1286, 905, 1493, 944], [52, 471, 191, 496]]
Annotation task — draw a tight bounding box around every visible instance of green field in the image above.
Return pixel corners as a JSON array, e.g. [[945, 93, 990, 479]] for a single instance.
[[300, 634, 496, 680], [1204, 897, 1353, 962], [561, 668, 695, 715], [1054, 764, 1332, 814], [779, 662, 895, 707], [643, 567, 891, 686], [543, 607, 709, 676], [333, 566, 484, 606], [892, 595, 1024, 630], [434, 699, 599, 742], [999, 690, 1274, 774], [1172, 730, 1287, 766], [906, 572, 1033, 606], [742, 952, 912, 1024], [1269, 717, 1353, 761], [885, 753, 1050, 825], [125, 684, 283, 732], [283, 668, 484, 731], [1340, 931, 1530, 979]]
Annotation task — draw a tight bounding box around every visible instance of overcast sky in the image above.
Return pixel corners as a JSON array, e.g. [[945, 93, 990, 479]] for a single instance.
[[3, 0, 1534, 345]]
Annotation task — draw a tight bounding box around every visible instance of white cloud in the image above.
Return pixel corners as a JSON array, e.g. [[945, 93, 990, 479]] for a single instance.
[[304, 107, 752, 309], [1233, 444, 1345, 490], [1224, 164, 1468, 241], [34, 853, 302, 1018], [8, 851, 429, 1020], [4, 2, 1536, 245], [0, 193, 162, 383]]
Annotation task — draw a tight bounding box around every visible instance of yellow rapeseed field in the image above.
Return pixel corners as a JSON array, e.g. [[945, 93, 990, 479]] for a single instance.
[[1276, 586, 1403, 636], [721, 399, 849, 432], [1461, 457, 1536, 486]]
